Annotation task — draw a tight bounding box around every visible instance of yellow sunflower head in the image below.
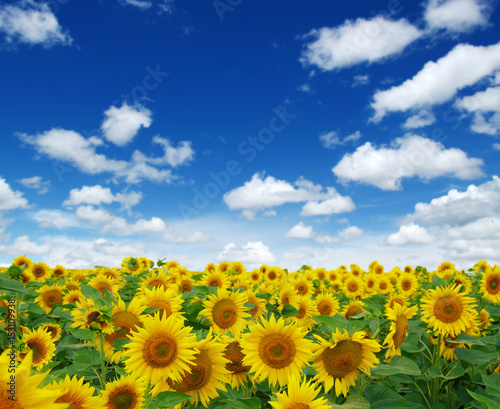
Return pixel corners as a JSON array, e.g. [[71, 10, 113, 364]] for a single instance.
[[420, 284, 477, 337], [13, 255, 32, 270], [40, 323, 63, 341], [88, 274, 121, 297], [241, 314, 315, 387], [222, 336, 252, 390], [51, 265, 67, 279], [200, 287, 251, 337], [291, 295, 319, 331], [269, 373, 331, 409], [201, 267, 230, 289], [312, 329, 381, 397], [246, 291, 267, 321], [480, 266, 500, 304], [123, 312, 198, 384], [341, 300, 366, 320], [34, 284, 65, 314], [383, 303, 418, 359], [29, 261, 51, 282], [343, 275, 364, 298], [21, 327, 56, 370], [396, 273, 420, 297], [47, 375, 105, 409], [315, 292, 340, 317], [138, 285, 183, 319], [154, 333, 230, 407], [438, 261, 455, 272], [101, 375, 145, 409]]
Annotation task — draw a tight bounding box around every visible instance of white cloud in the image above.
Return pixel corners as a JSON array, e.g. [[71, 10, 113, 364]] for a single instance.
[[320, 131, 361, 149], [0, 177, 29, 210], [404, 176, 500, 226], [455, 86, 500, 135], [0, 235, 51, 255], [93, 238, 146, 256], [333, 134, 484, 190], [402, 110, 436, 129], [300, 17, 421, 70], [285, 222, 316, 239], [223, 173, 355, 219], [163, 230, 212, 243], [424, 0, 490, 32], [217, 241, 275, 265], [315, 226, 363, 243], [121, 0, 152, 9], [300, 195, 355, 216], [352, 74, 369, 87], [371, 42, 500, 121], [19, 128, 176, 184], [447, 216, 500, 240], [0, 1, 72, 48], [33, 209, 80, 229], [493, 143, 500, 150], [17, 175, 50, 194], [387, 223, 435, 245], [75, 206, 115, 225], [101, 103, 152, 146], [63, 185, 142, 210], [132, 136, 194, 167]]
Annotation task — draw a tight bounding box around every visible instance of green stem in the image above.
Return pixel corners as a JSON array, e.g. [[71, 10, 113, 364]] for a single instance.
[[412, 380, 432, 409], [431, 333, 442, 404], [99, 331, 106, 388]]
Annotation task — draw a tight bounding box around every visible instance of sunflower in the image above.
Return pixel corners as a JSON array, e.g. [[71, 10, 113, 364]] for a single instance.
[[138, 286, 183, 318], [438, 261, 455, 272], [47, 375, 105, 409], [451, 273, 472, 293], [153, 332, 230, 407], [291, 295, 319, 331], [40, 323, 63, 341], [100, 267, 123, 283], [479, 308, 493, 332], [201, 267, 230, 289], [200, 287, 251, 337], [383, 303, 418, 359], [376, 276, 392, 296], [294, 277, 313, 297], [246, 291, 267, 321], [63, 289, 83, 305], [396, 273, 419, 298], [229, 261, 246, 276], [404, 265, 413, 274], [205, 262, 217, 273], [178, 275, 195, 294], [241, 314, 314, 387], [29, 261, 51, 282], [248, 269, 262, 285], [101, 375, 145, 409], [343, 275, 364, 299], [137, 269, 173, 295], [71, 269, 89, 281], [88, 274, 121, 297], [71, 297, 114, 334], [341, 300, 367, 320], [64, 278, 81, 292], [51, 265, 67, 279], [277, 282, 299, 313], [20, 327, 56, 370], [123, 312, 198, 384], [13, 254, 32, 270], [385, 294, 408, 310], [34, 284, 65, 314], [480, 267, 500, 304], [264, 266, 283, 285], [420, 284, 477, 337], [104, 297, 146, 363], [363, 272, 378, 295], [0, 349, 68, 409], [221, 336, 252, 390], [315, 293, 340, 317], [269, 373, 330, 409], [312, 329, 381, 397]]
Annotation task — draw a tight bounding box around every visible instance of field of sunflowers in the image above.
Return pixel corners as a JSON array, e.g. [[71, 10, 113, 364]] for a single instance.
[[0, 256, 499, 409]]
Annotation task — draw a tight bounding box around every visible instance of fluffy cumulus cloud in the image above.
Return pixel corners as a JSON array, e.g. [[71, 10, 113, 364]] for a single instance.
[[315, 226, 363, 243], [163, 230, 212, 243], [63, 185, 142, 210], [402, 110, 436, 129], [386, 223, 435, 245], [0, 1, 72, 48], [223, 172, 355, 219], [132, 136, 194, 167], [424, 0, 491, 32], [285, 222, 316, 239], [393, 176, 500, 262], [332, 134, 484, 190], [300, 17, 421, 70], [455, 86, 500, 135], [371, 42, 500, 121], [19, 128, 194, 184], [0, 235, 51, 255], [0, 177, 29, 211], [217, 241, 275, 265], [17, 175, 51, 194], [101, 103, 152, 146], [33, 209, 80, 229]]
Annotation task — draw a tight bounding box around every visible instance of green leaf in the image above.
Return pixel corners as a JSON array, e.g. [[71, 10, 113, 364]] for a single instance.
[[468, 390, 500, 409], [313, 314, 354, 334], [80, 284, 105, 300], [371, 399, 413, 409], [113, 338, 132, 350], [223, 397, 261, 409], [69, 327, 96, 342], [443, 365, 465, 380], [72, 349, 101, 369], [371, 355, 421, 377], [348, 311, 371, 320], [365, 384, 413, 409], [328, 392, 370, 408], [27, 303, 46, 315], [281, 304, 298, 317], [454, 348, 498, 364], [481, 374, 500, 398], [0, 279, 26, 293], [40, 361, 61, 373], [156, 391, 193, 408], [444, 333, 485, 346], [432, 274, 448, 288]]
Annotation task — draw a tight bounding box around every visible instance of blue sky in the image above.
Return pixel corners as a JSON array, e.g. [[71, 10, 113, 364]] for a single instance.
[[1, 0, 499, 271]]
